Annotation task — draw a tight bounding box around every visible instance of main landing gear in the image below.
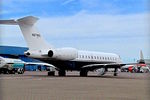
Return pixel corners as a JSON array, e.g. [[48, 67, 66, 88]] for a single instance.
[[114, 68, 118, 76], [80, 70, 88, 77], [58, 70, 66, 76], [48, 70, 66, 76], [48, 71, 55, 76]]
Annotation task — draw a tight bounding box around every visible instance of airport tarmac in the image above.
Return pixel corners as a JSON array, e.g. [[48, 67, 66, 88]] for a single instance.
[[0, 71, 149, 100]]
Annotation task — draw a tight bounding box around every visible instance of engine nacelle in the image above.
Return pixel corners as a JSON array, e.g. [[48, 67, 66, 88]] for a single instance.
[[24, 49, 50, 59], [48, 48, 78, 60]]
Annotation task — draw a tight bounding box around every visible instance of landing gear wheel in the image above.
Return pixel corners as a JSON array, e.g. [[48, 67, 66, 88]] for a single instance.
[[114, 72, 118, 76], [80, 70, 88, 77], [48, 71, 55, 76], [9, 70, 15, 74], [18, 68, 24, 74], [58, 70, 66, 76], [114, 68, 118, 76], [3, 69, 8, 74]]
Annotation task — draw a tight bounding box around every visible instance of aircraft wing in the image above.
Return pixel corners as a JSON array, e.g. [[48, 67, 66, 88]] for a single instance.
[[81, 63, 126, 71], [25, 62, 57, 69]]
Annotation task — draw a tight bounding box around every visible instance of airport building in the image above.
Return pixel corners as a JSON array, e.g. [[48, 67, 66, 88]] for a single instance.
[[0, 46, 47, 71]]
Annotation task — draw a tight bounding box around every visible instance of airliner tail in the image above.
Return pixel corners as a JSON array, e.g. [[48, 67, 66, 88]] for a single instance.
[[0, 16, 52, 50]]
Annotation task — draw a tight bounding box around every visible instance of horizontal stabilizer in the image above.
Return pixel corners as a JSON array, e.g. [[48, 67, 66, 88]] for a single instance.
[[0, 20, 17, 25], [0, 16, 38, 25]]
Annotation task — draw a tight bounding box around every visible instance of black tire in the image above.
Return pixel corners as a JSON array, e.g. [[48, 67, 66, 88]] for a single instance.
[[9, 70, 15, 74], [58, 70, 66, 76], [48, 71, 55, 76], [114, 73, 118, 76], [80, 70, 88, 77], [18, 68, 24, 74], [3, 69, 8, 74], [0, 69, 3, 74]]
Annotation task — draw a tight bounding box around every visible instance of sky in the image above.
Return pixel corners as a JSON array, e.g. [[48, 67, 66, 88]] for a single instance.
[[0, 0, 150, 63]]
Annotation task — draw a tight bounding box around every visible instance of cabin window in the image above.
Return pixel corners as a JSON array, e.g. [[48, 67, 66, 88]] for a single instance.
[[97, 56, 99, 59], [80, 55, 82, 58], [85, 55, 87, 59], [91, 56, 93, 59], [82, 55, 84, 58]]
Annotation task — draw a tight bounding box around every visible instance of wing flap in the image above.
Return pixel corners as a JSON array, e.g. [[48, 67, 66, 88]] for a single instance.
[[82, 63, 126, 71]]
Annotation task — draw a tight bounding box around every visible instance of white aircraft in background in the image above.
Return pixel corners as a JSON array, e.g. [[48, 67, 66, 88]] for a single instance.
[[0, 16, 128, 76], [0, 56, 55, 74], [0, 56, 25, 74], [121, 50, 150, 73]]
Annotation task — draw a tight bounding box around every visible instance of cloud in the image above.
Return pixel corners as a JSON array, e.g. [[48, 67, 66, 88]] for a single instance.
[[37, 11, 150, 39], [2, 11, 149, 45], [1, 0, 149, 18], [62, 0, 76, 5], [35, 11, 149, 61], [0, 26, 26, 47]]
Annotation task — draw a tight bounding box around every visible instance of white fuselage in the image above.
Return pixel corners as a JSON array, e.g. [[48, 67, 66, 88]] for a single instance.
[[25, 48, 122, 64], [74, 50, 121, 63]]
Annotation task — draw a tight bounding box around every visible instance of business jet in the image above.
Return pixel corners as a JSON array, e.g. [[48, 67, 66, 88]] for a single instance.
[[0, 16, 127, 76]]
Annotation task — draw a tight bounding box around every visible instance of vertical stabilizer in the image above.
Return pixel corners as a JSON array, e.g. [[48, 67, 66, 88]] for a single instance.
[[139, 50, 145, 64], [0, 16, 52, 50], [17, 16, 51, 50], [140, 50, 144, 60]]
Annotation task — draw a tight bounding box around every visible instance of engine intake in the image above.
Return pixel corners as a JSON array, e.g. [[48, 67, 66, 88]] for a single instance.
[[24, 52, 30, 56], [48, 50, 53, 57]]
